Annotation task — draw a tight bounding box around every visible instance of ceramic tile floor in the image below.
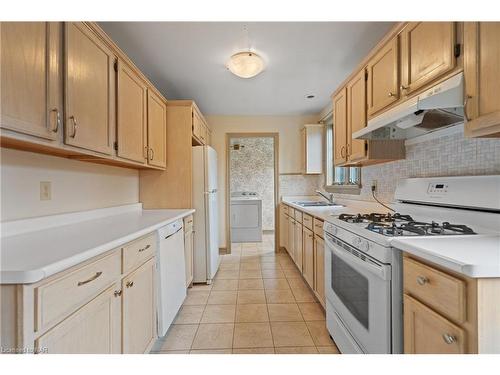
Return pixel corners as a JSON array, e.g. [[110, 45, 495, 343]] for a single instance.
[[151, 234, 340, 354]]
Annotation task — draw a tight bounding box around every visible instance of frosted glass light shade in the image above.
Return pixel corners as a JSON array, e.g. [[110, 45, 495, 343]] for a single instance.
[[226, 52, 264, 78]]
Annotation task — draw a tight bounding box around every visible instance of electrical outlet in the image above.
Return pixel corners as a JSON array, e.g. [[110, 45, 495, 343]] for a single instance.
[[371, 180, 378, 192], [40, 181, 51, 201]]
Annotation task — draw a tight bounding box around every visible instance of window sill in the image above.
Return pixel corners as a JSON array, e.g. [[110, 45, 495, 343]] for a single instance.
[[324, 185, 361, 195]]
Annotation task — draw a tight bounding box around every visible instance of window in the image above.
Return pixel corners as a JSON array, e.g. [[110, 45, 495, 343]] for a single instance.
[[323, 118, 361, 193]]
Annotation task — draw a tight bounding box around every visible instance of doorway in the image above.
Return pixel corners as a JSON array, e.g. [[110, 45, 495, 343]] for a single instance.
[[226, 133, 279, 254]]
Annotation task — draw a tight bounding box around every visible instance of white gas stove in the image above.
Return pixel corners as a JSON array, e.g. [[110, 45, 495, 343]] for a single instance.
[[323, 175, 500, 354]]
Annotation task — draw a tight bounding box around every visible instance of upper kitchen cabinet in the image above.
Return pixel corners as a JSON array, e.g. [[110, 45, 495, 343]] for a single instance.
[[116, 60, 148, 164], [400, 22, 457, 96], [0, 22, 62, 140], [301, 124, 323, 174], [367, 36, 399, 117], [333, 88, 348, 166], [464, 22, 500, 138], [64, 22, 114, 155], [346, 69, 367, 162], [140, 100, 209, 209], [146, 89, 167, 169]]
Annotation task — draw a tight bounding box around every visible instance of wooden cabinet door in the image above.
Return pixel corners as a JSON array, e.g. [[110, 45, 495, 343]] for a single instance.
[[404, 294, 466, 354], [302, 227, 314, 289], [346, 69, 367, 162], [117, 61, 147, 163], [1, 22, 61, 140], [64, 22, 113, 155], [192, 109, 202, 141], [35, 283, 121, 354], [464, 22, 500, 137], [279, 210, 288, 250], [401, 22, 456, 95], [294, 222, 303, 271], [184, 229, 194, 287], [333, 88, 348, 165], [122, 258, 156, 354], [314, 236, 325, 306], [367, 37, 399, 117], [147, 89, 167, 168], [287, 218, 295, 261]]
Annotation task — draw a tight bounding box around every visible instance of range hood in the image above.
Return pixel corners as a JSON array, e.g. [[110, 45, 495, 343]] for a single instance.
[[353, 73, 465, 140]]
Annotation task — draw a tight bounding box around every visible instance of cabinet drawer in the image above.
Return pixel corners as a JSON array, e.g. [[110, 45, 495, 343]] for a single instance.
[[288, 207, 295, 218], [122, 234, 156, 274], [313, 218, 324, 238], [302, 214, 313, 230], [183, 215, 194, 232], [403, 257, 466, 323], [281, 204, 289, 216], [404, 294, 466, 354], [35, 250, 121, 332], [294, 210, 303, 223]]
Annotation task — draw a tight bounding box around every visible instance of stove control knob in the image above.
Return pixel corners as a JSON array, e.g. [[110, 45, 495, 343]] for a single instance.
[[329, 225, 338, 235], [359, 240, 369, 252], [353, 237, 361, 247]]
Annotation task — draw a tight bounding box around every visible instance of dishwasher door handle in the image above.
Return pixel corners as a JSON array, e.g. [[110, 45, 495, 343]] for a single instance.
[[164, 227, 183, 240]]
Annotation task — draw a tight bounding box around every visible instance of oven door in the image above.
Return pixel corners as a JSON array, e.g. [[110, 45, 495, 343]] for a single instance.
[[325, 232, 392, 353]]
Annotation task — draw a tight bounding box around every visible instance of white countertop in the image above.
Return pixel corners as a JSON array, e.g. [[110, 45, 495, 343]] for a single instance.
[[391, 235, 500, 278], [0, 204, 195, 284]]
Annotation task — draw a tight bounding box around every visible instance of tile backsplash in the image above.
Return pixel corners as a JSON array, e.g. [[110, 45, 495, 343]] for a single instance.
[[336, 129, 500, 203], [279, 174, 322, 197]]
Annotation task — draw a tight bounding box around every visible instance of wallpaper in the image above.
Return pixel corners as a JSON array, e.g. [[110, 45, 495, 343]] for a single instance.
[[230, 137, 275, 230], [334, 129, 500, 203]]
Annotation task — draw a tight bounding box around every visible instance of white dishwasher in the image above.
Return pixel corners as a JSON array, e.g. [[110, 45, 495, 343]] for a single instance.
[[157, 220, 186, 336]]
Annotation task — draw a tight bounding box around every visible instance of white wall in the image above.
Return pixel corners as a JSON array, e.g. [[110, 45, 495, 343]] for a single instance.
[[1, 148, 139, 222], [207, 114, 319, 248]]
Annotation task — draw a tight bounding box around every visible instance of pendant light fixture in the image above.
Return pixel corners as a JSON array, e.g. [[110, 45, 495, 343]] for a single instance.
[[226, 24, 265, 79]]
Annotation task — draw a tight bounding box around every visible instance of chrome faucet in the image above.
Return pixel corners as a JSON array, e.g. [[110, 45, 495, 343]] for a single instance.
[[316, 190, 334, 204]]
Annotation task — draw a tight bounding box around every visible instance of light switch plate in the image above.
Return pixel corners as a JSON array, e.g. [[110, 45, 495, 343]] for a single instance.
[[40, 181, 51, 200]]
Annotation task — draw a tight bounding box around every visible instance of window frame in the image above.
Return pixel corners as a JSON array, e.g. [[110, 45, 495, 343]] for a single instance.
[[322, 115, 362, 195]]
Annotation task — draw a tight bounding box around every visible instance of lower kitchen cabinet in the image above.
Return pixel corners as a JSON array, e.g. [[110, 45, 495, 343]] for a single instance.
[[35, 283, 122, 354], [402, 254, 500, 353], [287, 217, 295, 261], [313, 235, 326, 307], [1, 233, 161, 354], [184, 215, 194, 287], [294, 219, 303, 271], [302, 227, 314, 288], [279, 208, 288, 251], [122, 258, 156, 354], [404, 294, 466, 354]]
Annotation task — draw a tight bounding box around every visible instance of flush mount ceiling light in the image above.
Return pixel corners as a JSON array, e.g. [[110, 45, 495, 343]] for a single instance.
[[226, 51, 264, 79]]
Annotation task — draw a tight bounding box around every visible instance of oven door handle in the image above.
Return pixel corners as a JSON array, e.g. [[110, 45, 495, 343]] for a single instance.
[[325, 235, 391, 281]]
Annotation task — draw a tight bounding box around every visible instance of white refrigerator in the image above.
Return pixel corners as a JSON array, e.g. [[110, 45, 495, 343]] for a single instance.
[[192, 145, 220, 284]]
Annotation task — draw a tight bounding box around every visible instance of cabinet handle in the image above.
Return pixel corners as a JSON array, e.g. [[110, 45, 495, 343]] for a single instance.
[[126, 280, 134, 288], [51, 108, 60, 133], [416, 275, 429, 285], [464, 95, 472, 122], [69, 116, 78, 138], [77, 271, 102, 286], [144, 146, 149, 160], [388, 92, 395, 97], [346, 143, 351, 156], [138, 244, 151, 252], [400, 85, 408, 92], [442, 333, 457, 345], [114, 290, 122, 297], [340, 146, 346, 158], [150, 148, 154, 161]]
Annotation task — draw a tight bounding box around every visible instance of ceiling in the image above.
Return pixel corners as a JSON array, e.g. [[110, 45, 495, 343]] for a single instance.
[[99, 22, 395, 116]]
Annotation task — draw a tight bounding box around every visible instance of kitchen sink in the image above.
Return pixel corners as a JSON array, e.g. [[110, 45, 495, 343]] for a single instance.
[[293, 201, 343, 207]]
